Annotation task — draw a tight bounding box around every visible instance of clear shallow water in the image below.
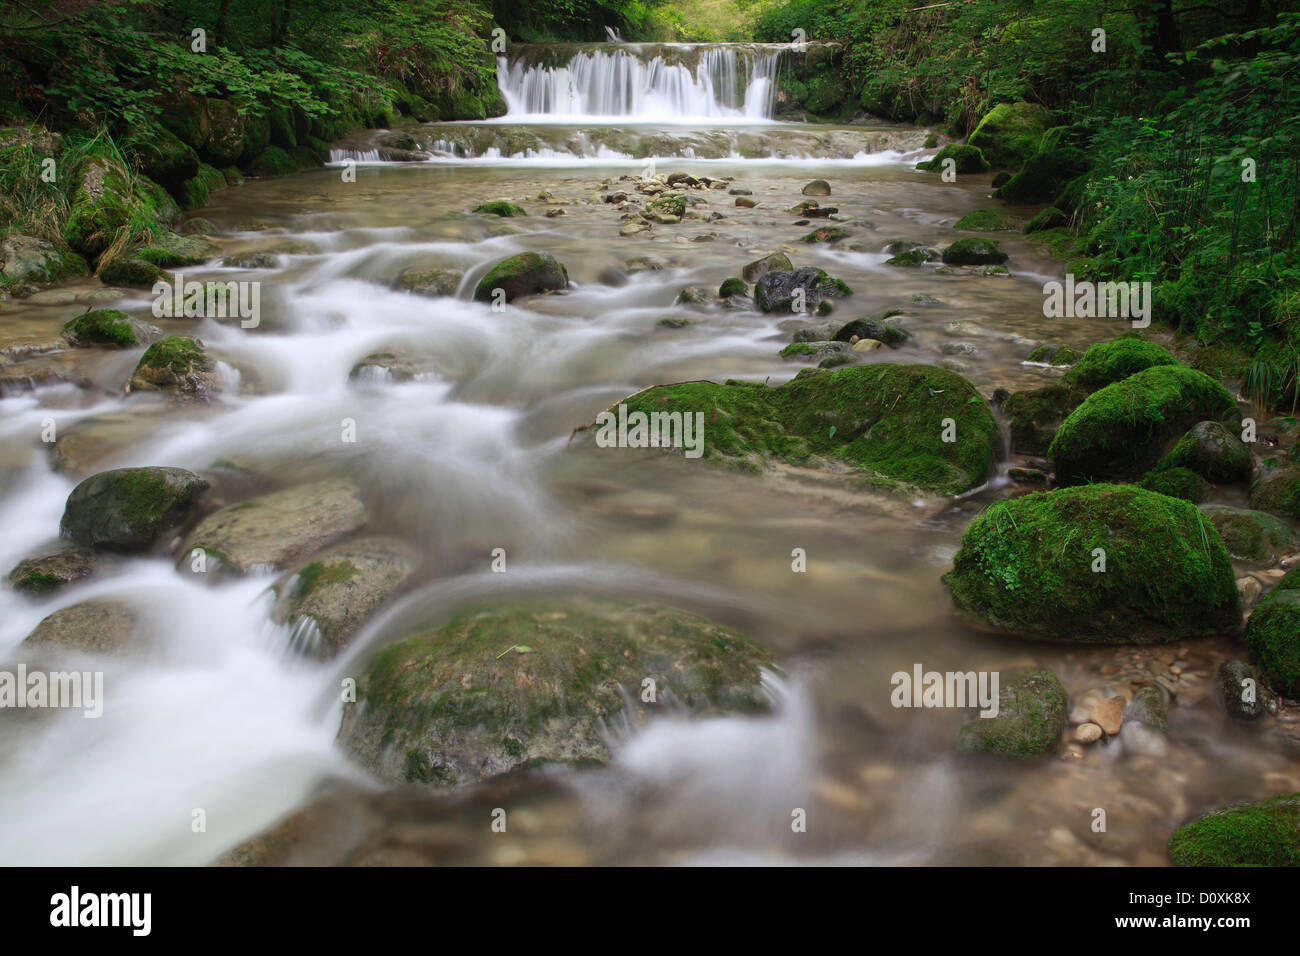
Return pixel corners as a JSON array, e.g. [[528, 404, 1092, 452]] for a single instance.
[[1, 113, 1298, 865]]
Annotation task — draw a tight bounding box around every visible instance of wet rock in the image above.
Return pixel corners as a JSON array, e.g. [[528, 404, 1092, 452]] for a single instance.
[[619, 222, 650, 236], [1002, 383, 1088, 456], [1156, 421, 1252, 482], [1091, 696, 1124, 735], [1243, 582, 1300, 697], [0, 235, 87, 286], [674, 286, 712, 308], [741, 252, 793, 283], [60, 467, 208, 552], [802, 226, 851, 244], [1215, 659, 1266, 721], [128, 336, 222, 396], [645, 194, 685, 223], [791, 322, 839, 343], [754, 267, 852, 314], [941, 238, 1008, 266], [396, 267, 462, 297], [957, 670, 1067, 758], [802, 179, 831, 196], [61, 309, 158, 349], [916, 144, 989, 174], [1025, 345, 1079, 366], [944, 484, 1241, 644], [98, 258, 164, 289], [1007, 467, 1048, 486], [966, 101, 1052, 169], [1201, 505, 1298, 564], [23, 599, 139, 654], [472, 252, 569, 303], [1126, 685, 1168, 733], [180, 478, 367, 574], [176, 217, 218, 236], [1074, 722, 1103, 743], [718, 277, 748, 298], [734, 196, 758, 208], [221, 251, 278, 269], [349, 352, 420, 383], [337, 597, 775, 789], [472, 201, 526, 217], [270, 536, 419, 658], [1169, 794, 1300, 866], [7, 548, 97, 594], [779, 341, 847, 361]]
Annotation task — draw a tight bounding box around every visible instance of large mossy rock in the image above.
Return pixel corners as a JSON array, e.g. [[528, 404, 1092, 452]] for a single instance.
[[0, 235, 87, 286], [1002, 383, 1087, 456], [1168, 794, 1300, 866], [1048, 365, 1238, 485], [1250, 463, 1300, 517], [122, 126, 200, 190], [943, 484, 1240, 644], [337, 598, 776, 788], [1157, 421, 1252, 483], [941, 238, 1008, 266], [269, 536, 419, 658], [61, 309, 151, 348], [1062, 335, 1178, 390], [128, 336, 222, 396], [180, 479, 367, 574], [472, 251, 568, 302], [966, 102, 1053, 169], [957, 670, 1067, 758], [1243, 587, 1300, 698], [916, 143, 989, 174], [997, 146, 1090, 204], [60, 466, 208, 552], [753, 267, 852, 313], [64, 155, 134, 259], [611, 364, 1000, 495]]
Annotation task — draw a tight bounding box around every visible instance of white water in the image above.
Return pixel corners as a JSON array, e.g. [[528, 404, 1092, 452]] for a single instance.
[[497, 45, 782, 123]]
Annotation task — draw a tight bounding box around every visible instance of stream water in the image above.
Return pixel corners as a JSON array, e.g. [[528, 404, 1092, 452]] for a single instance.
[[1, 42, 1296, 866]]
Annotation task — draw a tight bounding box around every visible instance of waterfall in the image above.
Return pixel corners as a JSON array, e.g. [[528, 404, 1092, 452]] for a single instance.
[[497, 43, 784, 122]]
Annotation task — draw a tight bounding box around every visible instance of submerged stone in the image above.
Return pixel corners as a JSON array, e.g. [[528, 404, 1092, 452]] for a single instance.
[[60, 466, 208, 552]]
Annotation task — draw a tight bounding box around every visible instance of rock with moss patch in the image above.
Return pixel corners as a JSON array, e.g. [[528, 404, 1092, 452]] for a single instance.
[[472, 251, 568, 303], [754, 268, 851, 313], [1201, 504, 1297, 564], [397, 267, 462, 297], [98, 258, 165, 289], [1002, 383, 1087, 456], [916, 143, 990, 174], [1243, 586, 1300, 697], [1215, 660, 1266, 721], [1063, 335, 1178, 389], [645, 194, 686, 223], [780, 341, 847, 361], [1250, 464, 1300, 517], [7, 548, 97, 594], [180, 478, 367, 574], [128, 336, 222, 395], [1168, 794, 1300, 866], [135, 232, 218, 268], [270, 536, 419, 658], [1024, 345, 1078, 366], [997, 146, 1090, 204], [23, 599, 139, 654], [64, 155, 135, 259], [802, 226, 851, 244], [337, 597, 776, 788], [1139, 467, 1210, 503], [832, 317, 908, 348], [741, 252, 793, 283], [944, 484, 1240, 644], [717, 277, 748, 299], [473, 200, 526, 218], [953, 208, 1019, 231], [60, 466, 208, 552], [1049, 365, 1238, 485], [957, 670, 1066, 758], [0, 235, 87, 286], [599, 364, 998, 495], [61, 309, 156, 349], [941, 238, 1008, 266], [967, 102, 1053, 169]]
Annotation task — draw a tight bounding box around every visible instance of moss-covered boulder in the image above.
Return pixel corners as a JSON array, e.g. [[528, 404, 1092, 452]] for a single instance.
[[0, 235, 87, 286], [122, 126, 199, 190], [997, 147, 1090, 204], [941, 238, 1008, 266], [1153, 421, 1251, 484], [1250, 464, 1300, 518], [246, 145, 297, 179], [1216, 659, 1266, 721], [967, 102, 1053, 169], [1139, 467, 1209, 503], [832, 317, 908, 347], [1243, 588, 1300, 697], [1048, 366, 1238, 485], [472, 251, 568, 303], [61, 309, 148, 348], [916, 143, 990, 174], [269, 536, 419, 658], [128, 336, 222, 395], [1168, 794, 1300, 866], [1063, 335, 1178, 389], [802, 226, 851, 244], [337, 597, 776, 788], [1002, 383, 1087, 456], [1024, 344, 1079, 366], [64, 155, 134, 259], [753, 267, 852, 313], [718, 277, 748, 298], [953, 208, 1020, 231], [944, 484, 1241, 644], [135, 232, 218, 268], [957, 670, 1067, 758], [473, 200, 526, 217], [7, 548, 97, 594], [60, 466, 208, 552], [607, 364, 999, 496], [180, 478, 367, 574], [98, 257, 164, 289]]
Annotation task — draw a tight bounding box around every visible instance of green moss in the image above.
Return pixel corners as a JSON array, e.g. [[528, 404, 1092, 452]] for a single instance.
[[98, 258, 164, 289], [718, 277, 747, 297], [293, 559, 360, 598], [943, 484, 1241, 644], [967, 101, 1053, 169], [1169, 794, 1300, 866], [941, 237, 1008, 265], [1002, 383, 1087, 456], [1048, 365, 1239, 485], [916, 143, 989, 174], [615, 364, 1000, 496], [177, 174, 210, 211], [1156, 421, 1252, 482], [954, 208, 1018, 231], [1063, 334, 1178, 389], [802, 226, 851, 243], [14, 571, 63, 593], [1139, 466, 1210, 503], [886, 249, 930, 266], [473, 200, 527, 217], [247, 145, 297, 178], [472, 251, 568, 302], [62, 309, 137, 348], [1252, 464, 1300, 517], [1201, 505, 1298, 563], [137, 336, 212, 374], [1244, 589, 1300, 697], [780, 342, 842, 360], [997, 147, 1090, 204], [957, 670, 1066, 758]]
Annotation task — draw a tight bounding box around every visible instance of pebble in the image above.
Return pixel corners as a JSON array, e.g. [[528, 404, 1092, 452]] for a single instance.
[[1074, 722, 1103, 743], [1091, 697, 1125, 735], [735, 196, 758, 208]]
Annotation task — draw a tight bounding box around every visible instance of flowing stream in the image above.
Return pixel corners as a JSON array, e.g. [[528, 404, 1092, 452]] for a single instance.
[[1, 41, 1296, 866]]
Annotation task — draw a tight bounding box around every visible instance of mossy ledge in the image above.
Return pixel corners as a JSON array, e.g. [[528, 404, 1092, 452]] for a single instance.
[[607, 364, 1000, 496], [943, 484, 1241, 644], [1168, 794, 1300, 866]]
